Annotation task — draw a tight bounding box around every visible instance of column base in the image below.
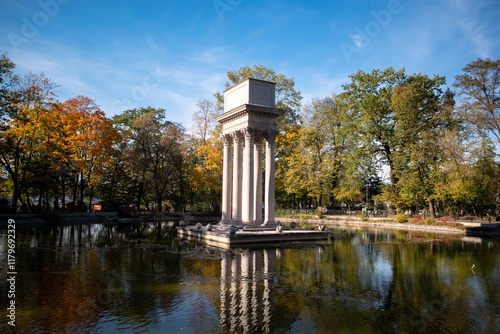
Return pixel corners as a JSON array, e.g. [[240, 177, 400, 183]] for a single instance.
[[219, 220, 232, 226], [243, 220, 264, 227], [261, 221, 275, 227], [231, 220, 243, 227]]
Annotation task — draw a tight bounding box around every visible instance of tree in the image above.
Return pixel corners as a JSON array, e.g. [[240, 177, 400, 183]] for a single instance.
[[341, 67, 406, 186], [341, 68, 459, 216], [189, 99, 222, 211], [391, 75, 457, 216], [216, 65, 302, 126], [281, 95, 349, 208], [453, 58, 500, 144], [192, 99, 216, 143], [434, 133, 499, 216], [112, 107, 168, 209], [117, 108, 185, 212], [59, 96, 120, 210], [0, 71, 58, 212], [454, 58, 500, 214], [0, 51, 16, 123]]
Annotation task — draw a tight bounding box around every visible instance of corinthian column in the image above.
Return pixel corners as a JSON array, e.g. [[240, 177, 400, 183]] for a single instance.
[[264, 130, 277, 225], [221, 133, 232, 225], [253, 132, 263, 225], [232, 131, 243, 225], [242, 127, 254, 224]]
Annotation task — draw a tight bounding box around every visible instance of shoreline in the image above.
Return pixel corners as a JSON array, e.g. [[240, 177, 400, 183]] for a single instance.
[[1, 213, 499, 237], [0, 212, 219, 228], [276, 216, 500, 237]]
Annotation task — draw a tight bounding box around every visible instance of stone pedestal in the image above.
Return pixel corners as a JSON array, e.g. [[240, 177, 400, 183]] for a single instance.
[[215, 78, 284, 226]]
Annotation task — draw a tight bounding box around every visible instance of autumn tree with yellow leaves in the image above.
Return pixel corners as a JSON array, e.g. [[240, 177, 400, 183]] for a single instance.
[[0, 51, 119, 212], [188, 98, 222, 211]]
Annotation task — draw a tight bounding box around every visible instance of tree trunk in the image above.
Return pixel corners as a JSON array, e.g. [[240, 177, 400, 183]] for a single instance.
[[136, 182, 143, 211], [61, 176, 66, 211], [429, 199, 436, 218], [79, 171, 85, 211], [156, 192, 162, 213], [496, 185, 500, 215], [37, 191, 42, 213], [11, 183, 20, 213], [25, 190, 33, 212], [88, 187, 94, 212], [72, 174, 78, 204]]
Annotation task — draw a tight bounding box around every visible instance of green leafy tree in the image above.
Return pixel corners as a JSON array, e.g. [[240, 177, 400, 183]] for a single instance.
[[215, 64, 302, 126], [341, 67, 406, 186], [454, 58, 500, 213], [435, 133, 499, 216], [112, 107, 168, 209], [453, 58, 500, 143], [0, 51, 16, 123], [391, 75, 457, 216], [113, 108, 186, 212], [341, 68, 459, 216], [282, 95, 349, 208]]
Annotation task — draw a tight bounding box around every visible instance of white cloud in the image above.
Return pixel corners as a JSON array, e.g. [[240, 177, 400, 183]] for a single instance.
[[446, 0, 499, 58], [457, 19, 490, 58], [7, 39, 235, 125], [350, 33, 364, 49]]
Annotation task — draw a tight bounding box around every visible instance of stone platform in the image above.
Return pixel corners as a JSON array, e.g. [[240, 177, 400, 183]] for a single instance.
[[177, 225, 330, 248]]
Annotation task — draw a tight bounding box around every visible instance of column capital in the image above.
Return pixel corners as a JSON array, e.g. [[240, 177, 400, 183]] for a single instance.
[[242, 126, 256, 140], [222, 133, 233, 145], [264, 129, 279, 142], [254, 130, 264, 145], [232, 130, 244, 143]]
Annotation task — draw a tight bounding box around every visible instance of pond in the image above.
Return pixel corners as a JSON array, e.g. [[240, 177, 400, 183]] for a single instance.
[[1, 221, 499, 333]]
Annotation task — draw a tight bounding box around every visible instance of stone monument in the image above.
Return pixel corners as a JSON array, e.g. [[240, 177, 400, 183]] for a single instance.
[[215, 78, 284, 227], [177, 78, 329, 247]]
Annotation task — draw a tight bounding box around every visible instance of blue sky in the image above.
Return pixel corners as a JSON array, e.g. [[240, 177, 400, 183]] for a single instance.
[[1, 0, 499, 128]]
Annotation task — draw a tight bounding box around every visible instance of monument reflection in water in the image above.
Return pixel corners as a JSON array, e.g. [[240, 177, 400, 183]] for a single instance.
[[219, 249, 276, 333]]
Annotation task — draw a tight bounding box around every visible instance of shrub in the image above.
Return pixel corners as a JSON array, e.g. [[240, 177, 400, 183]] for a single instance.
[[395, 214, 408, 223], [425, 218, 435, 225], [317, 210, 324, 219]]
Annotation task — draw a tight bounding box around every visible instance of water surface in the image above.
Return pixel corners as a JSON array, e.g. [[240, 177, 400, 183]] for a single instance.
[[0, 222, 499, 333]]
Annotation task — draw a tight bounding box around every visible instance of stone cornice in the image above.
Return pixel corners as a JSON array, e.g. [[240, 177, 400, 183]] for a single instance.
[[215, 104, 285, 124]]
